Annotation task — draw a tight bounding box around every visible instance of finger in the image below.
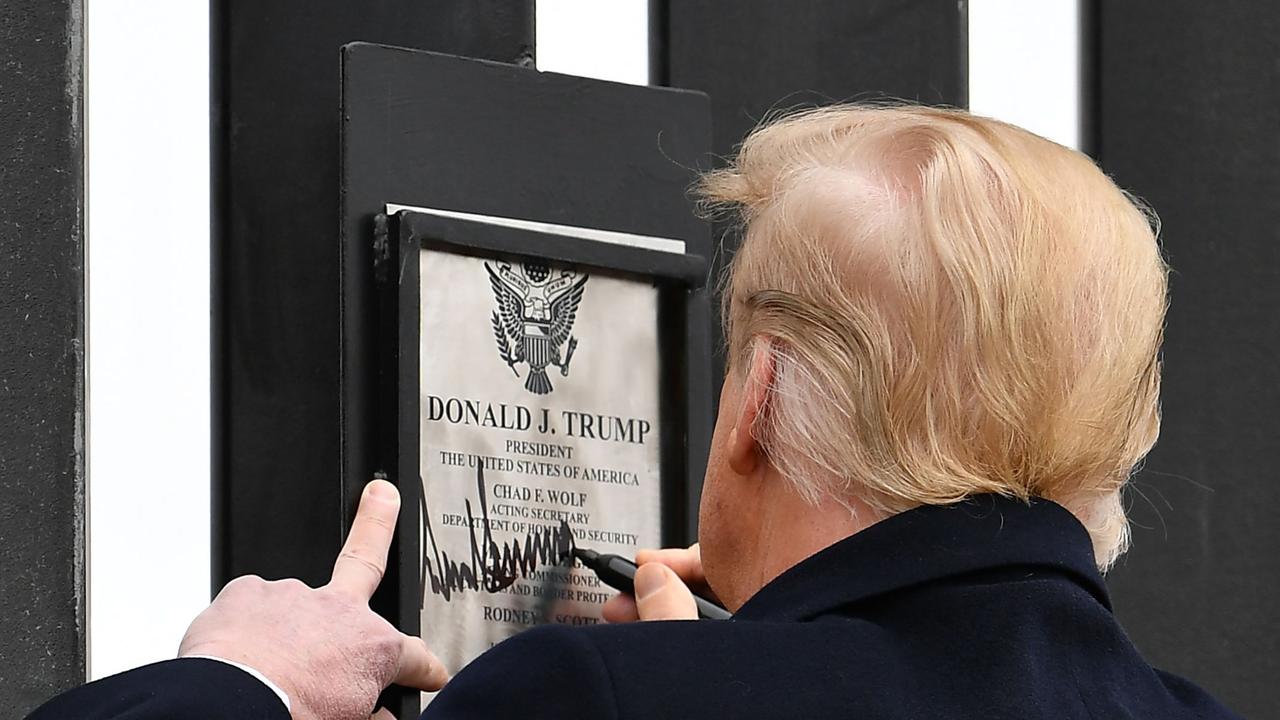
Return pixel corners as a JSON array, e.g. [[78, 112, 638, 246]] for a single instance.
[[601, 591, 640, 623], [371, 709, 397, 720], [395, 634, 450, 692], [634, 563, 697, 621], [330, 480, 401, 600], [635, 544, 705, 583], [635, 544, 713, 597]]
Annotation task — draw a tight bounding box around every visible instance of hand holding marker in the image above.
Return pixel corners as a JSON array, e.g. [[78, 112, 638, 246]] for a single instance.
[[573, 547, 732, 620]]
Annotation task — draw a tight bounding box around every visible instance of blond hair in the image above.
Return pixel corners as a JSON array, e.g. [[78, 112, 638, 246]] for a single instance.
[[702, 105, 1166, 570]]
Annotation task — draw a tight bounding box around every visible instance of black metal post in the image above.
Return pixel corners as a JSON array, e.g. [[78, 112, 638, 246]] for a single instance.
[[211, 0, 535, 593], [1087, 3, 1280, 715], [1078, 0, 1102, 160], [650, 0, 969, 404], [0, 0, 87, 713]]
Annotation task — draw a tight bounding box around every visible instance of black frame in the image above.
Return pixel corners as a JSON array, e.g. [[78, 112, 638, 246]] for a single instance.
[[374, 208, 711, 715]]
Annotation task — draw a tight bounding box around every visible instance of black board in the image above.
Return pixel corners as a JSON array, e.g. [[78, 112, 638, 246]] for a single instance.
[[340, 44, 713, 716]]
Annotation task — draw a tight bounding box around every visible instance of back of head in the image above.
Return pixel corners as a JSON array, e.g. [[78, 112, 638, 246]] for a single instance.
[[703, 105, 1167, 569]]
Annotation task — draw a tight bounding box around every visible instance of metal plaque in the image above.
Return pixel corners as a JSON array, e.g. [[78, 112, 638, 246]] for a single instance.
[[417, 248, 663, 676]]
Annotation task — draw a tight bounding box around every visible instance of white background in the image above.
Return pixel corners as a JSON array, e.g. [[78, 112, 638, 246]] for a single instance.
[[968, 0, 1080, 149], [85, 0, 1080, 679], [86, 0, 210, 678]]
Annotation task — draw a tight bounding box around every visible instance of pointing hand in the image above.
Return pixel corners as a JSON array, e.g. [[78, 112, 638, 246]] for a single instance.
[[179, 480, 447, 719]]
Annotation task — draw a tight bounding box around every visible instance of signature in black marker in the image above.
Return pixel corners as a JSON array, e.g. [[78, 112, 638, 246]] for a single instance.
[[421, 466, 576, 604]]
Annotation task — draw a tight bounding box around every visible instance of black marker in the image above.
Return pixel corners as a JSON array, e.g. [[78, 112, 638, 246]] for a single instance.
[[573, 547, 732, 620]]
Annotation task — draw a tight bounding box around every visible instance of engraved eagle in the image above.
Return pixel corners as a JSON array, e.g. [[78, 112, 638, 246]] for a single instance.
[[486, 260, 588, 395]]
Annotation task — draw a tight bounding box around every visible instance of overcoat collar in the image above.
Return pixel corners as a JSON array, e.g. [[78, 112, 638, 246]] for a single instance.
[[732, 494, 1111, 622]]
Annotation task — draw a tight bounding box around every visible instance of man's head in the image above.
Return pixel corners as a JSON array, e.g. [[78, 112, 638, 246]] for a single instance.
[[698, 105, 1166, 606]]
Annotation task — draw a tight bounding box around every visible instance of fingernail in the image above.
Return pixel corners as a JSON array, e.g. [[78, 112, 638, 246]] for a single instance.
[[634, 564, 667, 602], [368, 480, 396, 499]]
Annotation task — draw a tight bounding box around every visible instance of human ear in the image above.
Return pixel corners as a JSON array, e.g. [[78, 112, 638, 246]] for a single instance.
[[728, 338, 775, 476]]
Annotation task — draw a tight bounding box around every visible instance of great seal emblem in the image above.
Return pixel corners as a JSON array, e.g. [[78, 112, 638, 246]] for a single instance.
[[485, 260, 589, 395]]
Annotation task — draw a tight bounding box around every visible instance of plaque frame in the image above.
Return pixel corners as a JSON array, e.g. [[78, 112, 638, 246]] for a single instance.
[[372, 208, 710, 707]]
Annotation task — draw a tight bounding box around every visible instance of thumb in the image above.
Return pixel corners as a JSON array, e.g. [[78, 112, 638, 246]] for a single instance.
[[634, 563, 697, 620], [371, 708, 397, 720]]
